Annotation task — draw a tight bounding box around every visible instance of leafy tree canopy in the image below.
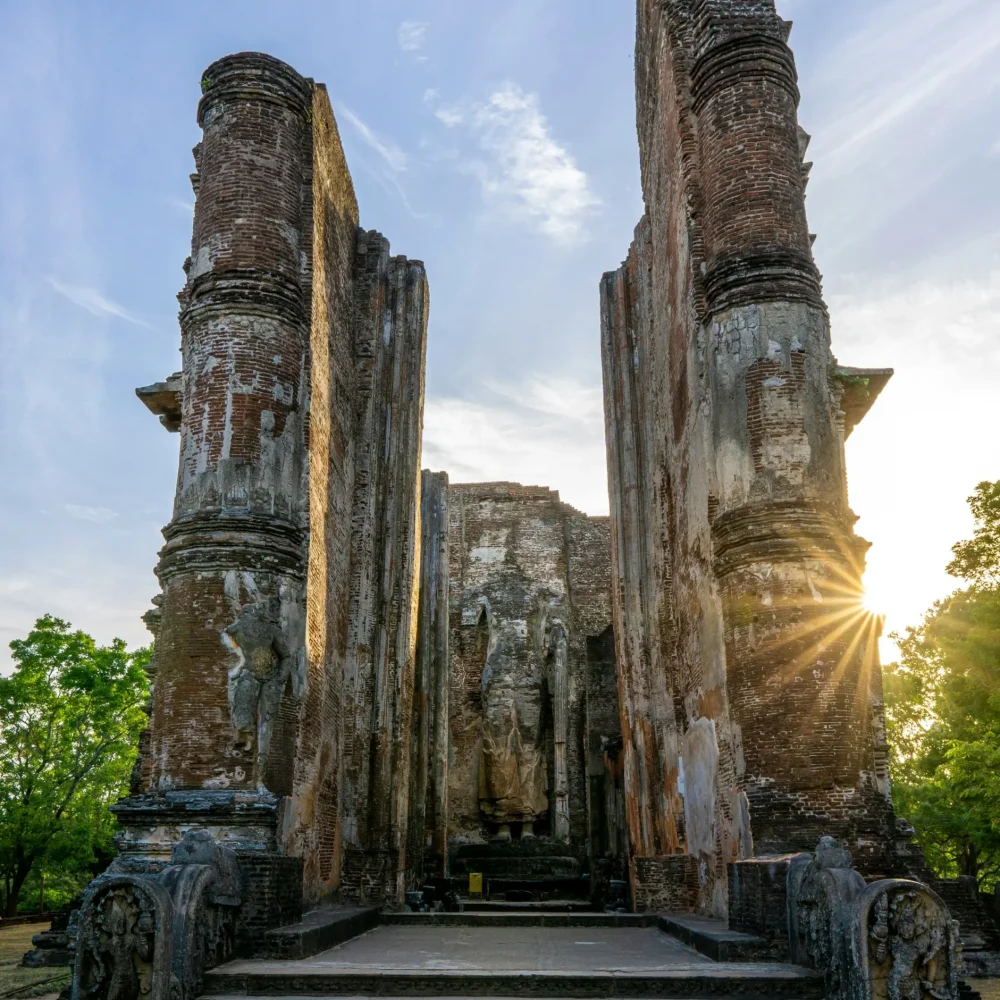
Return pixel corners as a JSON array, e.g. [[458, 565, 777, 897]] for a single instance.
[[885, 480, 1000, 889], [947, 479, 1000, 588], [0, 615, 149, 915]]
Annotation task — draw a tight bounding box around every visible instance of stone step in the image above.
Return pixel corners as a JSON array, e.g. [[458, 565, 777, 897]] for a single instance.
[[202, 964, 823, 998], [261, 906, 381, 960], [382, 911, 656, 927], [461, 898, 593, 912], [657, 915, 778, 963], [204, 923, 822, 999]]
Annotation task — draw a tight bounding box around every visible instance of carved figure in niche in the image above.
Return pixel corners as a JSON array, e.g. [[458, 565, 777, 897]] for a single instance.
[[479, 703, 548, 840], [221, 598, 291, 783], [76, 885, 159, 1000], [856, 881, 958, 1000]]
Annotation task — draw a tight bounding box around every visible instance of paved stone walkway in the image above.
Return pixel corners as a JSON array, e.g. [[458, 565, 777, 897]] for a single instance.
[[222, 925, 711, 973]]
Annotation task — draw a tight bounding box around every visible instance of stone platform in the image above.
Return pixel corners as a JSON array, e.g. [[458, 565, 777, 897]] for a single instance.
[[451, 839, 582, 879], [203, 923, 821, 998], [448, 839, 589, 903]]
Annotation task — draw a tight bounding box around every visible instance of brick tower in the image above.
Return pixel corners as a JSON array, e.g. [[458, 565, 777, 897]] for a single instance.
[[131, 53, 428, 917], [600, 0, 894, 915]]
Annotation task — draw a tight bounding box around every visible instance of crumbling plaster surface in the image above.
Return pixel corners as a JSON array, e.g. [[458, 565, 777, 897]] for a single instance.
[[600, 0, 894, 917], [133, 54, 427, 910], [416, 483, 613, 868], [602, 218, 747, 918]]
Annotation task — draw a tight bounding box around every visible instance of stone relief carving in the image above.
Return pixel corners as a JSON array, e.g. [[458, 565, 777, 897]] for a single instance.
[[75, 879, 173, 1000], [851, 880, 959, 1000], [221, 599, 292, 781], [73, 830, 243, 1000], [788, 836, 867, 1000], [787, 837, 959, 1000], [479, 703, 548, 839]]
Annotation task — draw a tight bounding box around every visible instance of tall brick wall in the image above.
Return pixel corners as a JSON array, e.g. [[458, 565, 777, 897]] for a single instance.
[[410, 471, 451, 878], [130, 52, 427, 912], [411, 481, 617, 875], [601, 0, 894, 917], [336, 233, 427, 905], [285, 77, 360, 900]]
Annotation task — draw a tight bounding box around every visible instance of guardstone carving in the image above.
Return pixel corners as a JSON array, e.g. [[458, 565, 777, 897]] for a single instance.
[[75, 879, 170, 1000], [852, 880, 959, 1000], [787, 838, 959, 1000], [73, 830, 244, 1000]]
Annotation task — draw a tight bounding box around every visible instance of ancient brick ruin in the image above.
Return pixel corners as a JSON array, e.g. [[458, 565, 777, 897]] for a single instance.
[[130, 53, 428, 915], [600, 0, 895, 915], [127, 53, 624, 925], [65, 5, 976, 1000], [409, 478, 624, 897]]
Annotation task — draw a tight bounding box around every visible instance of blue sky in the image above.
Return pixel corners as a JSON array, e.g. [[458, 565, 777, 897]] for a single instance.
[[1, 0, 999, 666]]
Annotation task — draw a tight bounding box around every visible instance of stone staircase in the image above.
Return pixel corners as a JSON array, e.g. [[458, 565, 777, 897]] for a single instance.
[[200, 907, 823, 999], [935, 878, 1000, 951], [934, 877, 1000, 976]]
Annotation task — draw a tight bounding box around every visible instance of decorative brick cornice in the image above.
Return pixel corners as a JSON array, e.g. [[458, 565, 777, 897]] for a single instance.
[[182, 268, 306, 327], [711, 499, 867, 579], [703, 249, 824, 315], [157, 512, 306, 582], [690, 34, 798, 113], [111, 789, 282, 826], [197, 52, 313, 126]]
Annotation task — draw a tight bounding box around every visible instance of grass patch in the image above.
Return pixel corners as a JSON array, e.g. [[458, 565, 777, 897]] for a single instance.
[[0, 922, 70, 999]]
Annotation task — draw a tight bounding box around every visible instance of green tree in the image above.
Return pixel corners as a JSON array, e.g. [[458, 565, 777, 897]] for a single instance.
[[947, 479, 1000, 587], [0, 616, 149, 915], [885, 481, 1000, 889]]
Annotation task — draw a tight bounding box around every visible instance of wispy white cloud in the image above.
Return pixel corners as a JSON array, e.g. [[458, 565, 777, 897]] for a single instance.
[[423, 89, 463, 127], [471, 83, 599, 245], [423, 376, 607, 515], [426, 84, 600, 245], [335, 105, 429, 218], [64, 504, 119, 523], [337, 106, 407, 173], [47, 276, 151, 328], [397, 20, 428, 53]]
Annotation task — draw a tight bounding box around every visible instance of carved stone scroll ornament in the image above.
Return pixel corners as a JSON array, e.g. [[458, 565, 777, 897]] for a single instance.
[[788, 837, 959, 1000], [74, 878, 174, 1000], [851, 880, 959, 1000], [73, 830, 243, 1000], [221, 600, 292, 783], [788, 836, 867, 1000]]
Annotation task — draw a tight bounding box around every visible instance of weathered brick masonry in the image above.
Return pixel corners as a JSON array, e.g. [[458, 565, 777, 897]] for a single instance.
[[409, 480, 623, 892], [126, 52, 620, 922], [109, 2, 903, 942], [131, 52, 427, 912], [601, 0, 895, 915]]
